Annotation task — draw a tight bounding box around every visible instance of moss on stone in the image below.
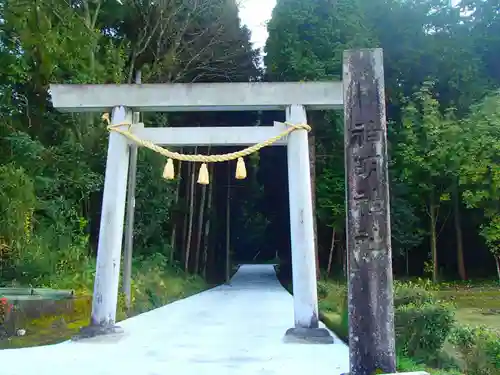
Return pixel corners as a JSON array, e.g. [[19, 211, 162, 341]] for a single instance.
[[0, 271, 207, 349]]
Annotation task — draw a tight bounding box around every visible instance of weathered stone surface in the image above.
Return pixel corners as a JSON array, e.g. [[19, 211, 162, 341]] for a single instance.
[[72, 324, 124, 341], [284, 327, 334, 344], [343, 48, 396, 375], [49, 82, 344, 112]]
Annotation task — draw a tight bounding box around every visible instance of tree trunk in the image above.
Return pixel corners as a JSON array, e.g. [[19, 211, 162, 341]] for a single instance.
[[405, 249, 410, 277], [194, 185, 206, 274], [429, 192, 438, 283], [342, 242, 347, 277], [326, 227, 335, 276], [336, 232, 343, 266], [170, 150, 183, 263], [308, 133, 320, 278], [337, 230, 347, 277], [194, 148, 210, 274], [225, 166, 231, 283], [181, 162, 191, 266], [184, 148, 198, 273], [81, 0, 101, 228], [202, 165, 215, 279], [453, 181, 467, 280], [495, 255, 500, 284]]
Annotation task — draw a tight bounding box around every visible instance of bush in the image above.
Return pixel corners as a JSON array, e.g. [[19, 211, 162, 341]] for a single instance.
[[394, 283, 457, 364], [395, 302, 456, 361], [394, 283, 436, 307], [10, 212, 91, 288], [317, 280, 330, 299], [130, 253, 206, 314], [317, 280, 346, 314], [320, 312, 348, 341], [450, 325, 500, 375]]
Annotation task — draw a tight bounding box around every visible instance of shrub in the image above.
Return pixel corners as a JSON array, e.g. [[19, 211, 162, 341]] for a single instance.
[[129, 253, 206, 314], [395, 278, 441, 291], [393, 282, 457, 364], [11, 218, 91, 288], [395, 302, 455, 361], [450, 325, 500, 375], [317, 280, 330, 299], [317, 280, 346, 314], [394, 283, 436, 307]]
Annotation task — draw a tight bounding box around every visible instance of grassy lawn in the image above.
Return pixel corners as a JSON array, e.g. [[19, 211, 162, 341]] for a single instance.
[[436, 286, 500, 331], [318, 278, 500, 331]]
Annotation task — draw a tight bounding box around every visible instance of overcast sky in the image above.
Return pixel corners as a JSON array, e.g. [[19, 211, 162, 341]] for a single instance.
[[238, 0, 276, 51]]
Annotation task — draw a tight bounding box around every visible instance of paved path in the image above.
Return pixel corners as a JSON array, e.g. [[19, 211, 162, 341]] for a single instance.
[[0, 264, 349, 375]]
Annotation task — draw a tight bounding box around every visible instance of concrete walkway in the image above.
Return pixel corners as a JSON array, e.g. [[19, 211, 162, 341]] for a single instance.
[[0, 264, 349, 375]]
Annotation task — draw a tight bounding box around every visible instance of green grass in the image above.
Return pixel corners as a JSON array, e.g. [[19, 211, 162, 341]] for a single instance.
[[436, 286, 500, 331], [321, 311, 347, 341]]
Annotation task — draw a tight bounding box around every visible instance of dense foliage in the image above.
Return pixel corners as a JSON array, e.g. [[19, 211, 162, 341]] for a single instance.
[[1, 0, 499, 286], [0, 0, 262, 287], [265, 0, 500, 283]]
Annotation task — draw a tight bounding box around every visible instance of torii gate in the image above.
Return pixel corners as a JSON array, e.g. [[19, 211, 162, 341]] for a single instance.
[[50, 49, 397, 375]]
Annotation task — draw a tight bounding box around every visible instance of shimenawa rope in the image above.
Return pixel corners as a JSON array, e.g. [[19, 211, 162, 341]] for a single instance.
[[102, 113, 311, 185]]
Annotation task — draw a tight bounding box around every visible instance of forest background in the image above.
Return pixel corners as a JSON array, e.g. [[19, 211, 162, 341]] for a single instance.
[[1, 0, 498, 286]]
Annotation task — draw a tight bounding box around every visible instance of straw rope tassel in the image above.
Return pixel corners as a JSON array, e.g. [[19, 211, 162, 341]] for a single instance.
[[197, 163, 209, 185], [163, 159, 175, 180], [235, 157, 247, 180], [102, 113, 110, 124]]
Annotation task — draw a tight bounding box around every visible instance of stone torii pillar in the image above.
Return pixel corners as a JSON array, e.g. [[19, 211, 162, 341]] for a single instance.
[[81, 106, 133, 337], [284, 104, 333, 344]]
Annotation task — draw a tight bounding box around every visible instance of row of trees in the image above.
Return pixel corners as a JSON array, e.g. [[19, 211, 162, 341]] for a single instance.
[[264, 0, 500, 282]]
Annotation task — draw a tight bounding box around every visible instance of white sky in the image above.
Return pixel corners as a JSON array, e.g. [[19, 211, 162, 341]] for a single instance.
[[238, 0, 277, 51]]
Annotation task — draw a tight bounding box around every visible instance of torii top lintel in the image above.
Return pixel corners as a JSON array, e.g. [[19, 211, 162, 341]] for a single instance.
[[49, 81, 343, 113]]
